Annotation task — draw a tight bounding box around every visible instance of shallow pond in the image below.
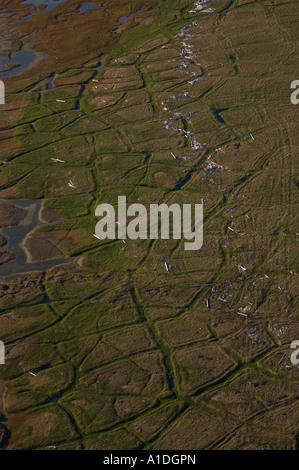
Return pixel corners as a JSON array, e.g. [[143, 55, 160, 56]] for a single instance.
[[118, 12, 136, 23], [0, 51, 36, 78], [214, 108, 228, 125], [79, 3, 101, 13], [0, 199, 70, 276], [18, 0, 69, 20]]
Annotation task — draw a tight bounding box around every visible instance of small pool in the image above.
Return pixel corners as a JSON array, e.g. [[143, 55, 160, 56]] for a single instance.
[[79, 3, 101, 13], [0, 199, 70, 276], [20, 0, 68, 14], [0, 51, 36, 77], [214, 108, 228, 125], [118, 13, 136, 23], [13, 0, 69, 23]]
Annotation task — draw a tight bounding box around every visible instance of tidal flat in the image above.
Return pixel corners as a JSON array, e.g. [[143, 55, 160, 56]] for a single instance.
[[0, 0, 298, 451]]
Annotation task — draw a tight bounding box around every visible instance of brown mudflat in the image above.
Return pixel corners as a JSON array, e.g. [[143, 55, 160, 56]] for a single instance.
[[0, 203, 28, 228]]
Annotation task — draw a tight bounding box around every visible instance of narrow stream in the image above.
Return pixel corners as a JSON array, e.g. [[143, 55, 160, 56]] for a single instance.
[[171, 174, 192, 191]]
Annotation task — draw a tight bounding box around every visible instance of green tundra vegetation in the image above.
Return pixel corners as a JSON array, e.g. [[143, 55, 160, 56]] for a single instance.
[[0, 0, 298, 450]]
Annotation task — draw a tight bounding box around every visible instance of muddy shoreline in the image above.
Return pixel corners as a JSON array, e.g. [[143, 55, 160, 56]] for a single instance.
[[0, 198, 72, 276]]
